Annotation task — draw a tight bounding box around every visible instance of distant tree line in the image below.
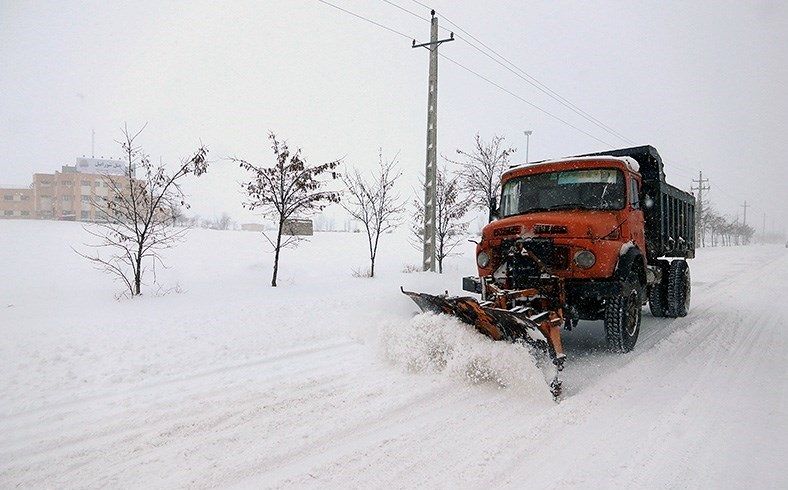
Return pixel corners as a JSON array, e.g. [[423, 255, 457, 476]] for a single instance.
[[173, 211, 237, 231], [699, 206, 756, 247]]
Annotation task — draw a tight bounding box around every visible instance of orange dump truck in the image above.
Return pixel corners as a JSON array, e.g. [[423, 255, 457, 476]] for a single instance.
[[404, 146, 695, 396]]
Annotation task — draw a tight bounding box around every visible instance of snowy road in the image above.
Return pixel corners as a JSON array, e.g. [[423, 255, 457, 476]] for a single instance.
[[1, 221, 785, 488]]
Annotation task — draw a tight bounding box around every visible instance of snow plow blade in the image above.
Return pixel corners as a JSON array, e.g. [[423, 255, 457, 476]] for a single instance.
[[401, 287, 565, 397]]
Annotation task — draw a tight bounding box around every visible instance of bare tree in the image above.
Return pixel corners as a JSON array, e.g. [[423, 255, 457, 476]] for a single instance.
[[341, 149, 405, 278], [411, 164, 470, 273], [218, 213, 233, 230], [234, 132, 340, 287], [449, 133, 516, 220], [77, 124, 209, 297], [187, 214, 201, 228], [204, 212, 233, 230], [171, 204, 188, 227]]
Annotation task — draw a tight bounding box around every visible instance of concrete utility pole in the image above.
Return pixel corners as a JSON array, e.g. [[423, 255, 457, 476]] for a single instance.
[[413, 10, 453, 272], [691, 171, 710, 246], [741, 200, 750, 226], [762, 212, 766, 241], [524, 130, 533, 164]]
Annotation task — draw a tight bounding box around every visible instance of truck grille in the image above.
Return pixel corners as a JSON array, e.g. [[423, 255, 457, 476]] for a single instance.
[[500, 238, 569, 272], [534, 245, 569, 270]]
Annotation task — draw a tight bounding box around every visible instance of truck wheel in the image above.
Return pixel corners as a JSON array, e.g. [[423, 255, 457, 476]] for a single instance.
[[667, 260, 691, 317], [648, 260, 669, 317], [648, 284, 667, 317], [604, 271, 642, 353]]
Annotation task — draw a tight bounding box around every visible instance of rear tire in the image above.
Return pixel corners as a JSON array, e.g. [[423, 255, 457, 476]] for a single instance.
[[667, 260, 691, 317], [649, 259, 670, 317], [605, 270, 642, 353]]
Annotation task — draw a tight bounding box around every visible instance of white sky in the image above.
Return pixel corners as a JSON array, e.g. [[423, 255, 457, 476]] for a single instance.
[[1, 0, 786, 230]]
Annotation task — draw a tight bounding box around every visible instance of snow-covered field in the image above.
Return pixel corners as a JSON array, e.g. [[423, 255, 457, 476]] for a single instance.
[[1, 220, 785, 488]]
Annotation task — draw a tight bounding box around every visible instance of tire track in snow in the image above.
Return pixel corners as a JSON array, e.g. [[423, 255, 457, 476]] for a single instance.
[[560, 249, 786, 397], [0, 341, 361, 470], [2, 338, 358, 421]]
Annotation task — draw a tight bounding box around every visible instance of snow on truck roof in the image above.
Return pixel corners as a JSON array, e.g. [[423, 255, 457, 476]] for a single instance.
[[505, 155, 640, 177]]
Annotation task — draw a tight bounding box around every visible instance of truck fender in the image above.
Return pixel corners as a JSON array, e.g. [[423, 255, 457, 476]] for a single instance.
[[614, 245, 646, 286]]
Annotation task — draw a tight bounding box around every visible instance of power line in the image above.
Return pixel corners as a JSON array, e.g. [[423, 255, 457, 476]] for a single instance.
[[315, 0, 615, 146], [403, 0, 634, 144], [316, 0, 413, 40], [438, 54, 614, 146], [401, 2, 753, 202], [380, 0, 436, 25], [317, 0, 760, 208]]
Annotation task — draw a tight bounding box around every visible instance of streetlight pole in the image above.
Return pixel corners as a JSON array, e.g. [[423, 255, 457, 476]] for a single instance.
[[523, 130, 532, 164]]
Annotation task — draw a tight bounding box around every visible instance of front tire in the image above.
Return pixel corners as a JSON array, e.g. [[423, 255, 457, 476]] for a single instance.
[[605, 271, 642, 353]]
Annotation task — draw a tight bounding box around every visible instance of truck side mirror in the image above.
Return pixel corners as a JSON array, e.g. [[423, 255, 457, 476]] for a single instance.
[[489, 197, 499, 222]]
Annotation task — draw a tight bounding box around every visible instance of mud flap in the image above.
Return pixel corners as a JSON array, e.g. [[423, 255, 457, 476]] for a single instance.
[[402, 288, 565, 397]]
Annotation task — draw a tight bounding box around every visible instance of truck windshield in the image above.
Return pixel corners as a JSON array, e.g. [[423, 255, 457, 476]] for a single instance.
[[500, 168, 626, 216]]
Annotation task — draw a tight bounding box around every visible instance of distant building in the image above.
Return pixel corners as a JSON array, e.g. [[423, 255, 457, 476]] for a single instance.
[[239, 220, 313, 234], [241, 223, 265, 232], [283, 219, 313, 236], [0, 187, 34, 219], [0, 157, 133, 221]]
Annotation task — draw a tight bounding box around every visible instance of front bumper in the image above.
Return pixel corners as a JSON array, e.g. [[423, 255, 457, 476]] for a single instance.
[[565, 279, 623, 300], [463, 275, 624, 300]]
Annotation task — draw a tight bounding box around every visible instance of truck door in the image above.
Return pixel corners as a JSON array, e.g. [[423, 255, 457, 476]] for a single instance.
[[629, 176, 646, 251]]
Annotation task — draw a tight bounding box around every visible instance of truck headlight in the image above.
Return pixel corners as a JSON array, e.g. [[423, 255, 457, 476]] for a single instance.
[[476, 251, 490, 268], [574, 250, 596, 269]]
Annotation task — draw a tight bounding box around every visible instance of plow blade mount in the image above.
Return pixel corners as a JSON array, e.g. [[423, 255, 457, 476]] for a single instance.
[[401, 288, 565, 398], [401, 288, 543, 345]]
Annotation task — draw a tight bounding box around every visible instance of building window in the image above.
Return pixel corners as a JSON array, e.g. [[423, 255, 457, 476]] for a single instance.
[[81, 211, 90, 220], [62, 195, 72, 202], [81, 180, 90, 186], [3, 194, 11, 200], [61, 180, 73, 186], [81, 195, 90, 203], [3, 210, 13, 216], [21, 210, 29, 216]]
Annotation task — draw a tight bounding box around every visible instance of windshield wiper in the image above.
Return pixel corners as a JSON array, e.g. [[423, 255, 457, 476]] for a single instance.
[[504, 204, 593, 217], [546, 203, 591, 211]]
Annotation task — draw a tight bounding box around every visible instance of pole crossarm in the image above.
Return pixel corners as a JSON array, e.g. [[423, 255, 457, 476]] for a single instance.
[[412, 33, 454, 49]]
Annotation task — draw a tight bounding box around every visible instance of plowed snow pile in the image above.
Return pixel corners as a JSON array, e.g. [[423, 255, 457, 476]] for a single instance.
[[379, 312, 553, 403]]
